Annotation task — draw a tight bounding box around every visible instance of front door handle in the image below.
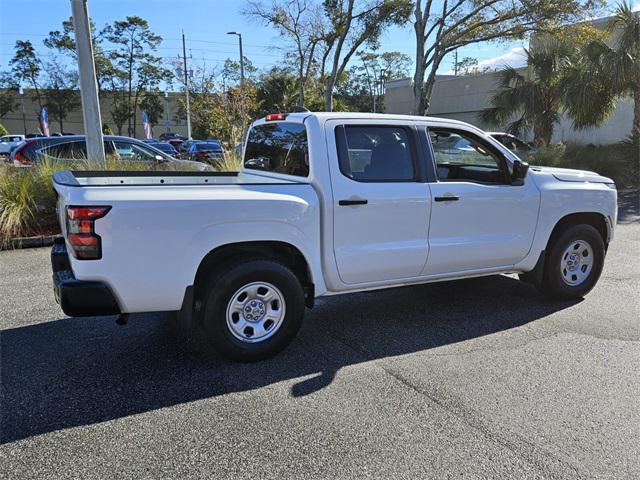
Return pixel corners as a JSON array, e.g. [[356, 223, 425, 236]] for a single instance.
[[434, 195, 460, 202], [339, 199, 368, 206]]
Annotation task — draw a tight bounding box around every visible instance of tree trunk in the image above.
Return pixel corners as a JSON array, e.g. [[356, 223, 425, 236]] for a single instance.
[[633, 87, 640, 148], [534, 120, 553, 147], [422, 56, 442, 114], [324, 77, 334, 112], [412, 10, 425, 116], [298, 61, 305, 107], [133, 90, 139, 138]]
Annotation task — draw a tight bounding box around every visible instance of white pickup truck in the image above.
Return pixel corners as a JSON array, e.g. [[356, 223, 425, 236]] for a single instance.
[[52, 112, 617, 360]]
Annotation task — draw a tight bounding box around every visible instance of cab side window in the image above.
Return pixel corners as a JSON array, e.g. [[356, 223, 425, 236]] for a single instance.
[[335, 125, 416, 182], [428, 128, 508, 184]]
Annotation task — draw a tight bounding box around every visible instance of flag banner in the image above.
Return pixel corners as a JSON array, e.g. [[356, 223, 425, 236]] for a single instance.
[[40, 106, 50, 136], [141, 110, 153, 140]]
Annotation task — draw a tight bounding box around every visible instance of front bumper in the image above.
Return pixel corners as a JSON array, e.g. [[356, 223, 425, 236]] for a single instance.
[[51, 238, 120, 317]]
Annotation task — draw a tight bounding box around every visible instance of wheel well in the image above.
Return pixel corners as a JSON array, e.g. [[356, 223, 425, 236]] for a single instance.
[[193, 241, 314, 306], [548, 212, 609, 248]]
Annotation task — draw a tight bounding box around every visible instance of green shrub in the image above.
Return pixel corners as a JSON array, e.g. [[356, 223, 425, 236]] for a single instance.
[[0, 122, 8, 137], [525, 143, 566, 167], [563, 139, 639, 187]]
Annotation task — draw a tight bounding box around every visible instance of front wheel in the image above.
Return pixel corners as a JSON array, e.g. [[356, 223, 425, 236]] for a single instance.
[[540, 224, 605, 299], [199, 259, 305, 361]]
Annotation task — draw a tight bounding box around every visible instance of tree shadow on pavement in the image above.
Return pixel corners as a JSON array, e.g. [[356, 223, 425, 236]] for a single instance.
[[1, 275, 577, 444]]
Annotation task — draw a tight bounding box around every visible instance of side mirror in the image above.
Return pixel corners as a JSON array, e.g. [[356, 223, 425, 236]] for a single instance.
[[154, 155, 166, 162], [511, 158, 529, 185]]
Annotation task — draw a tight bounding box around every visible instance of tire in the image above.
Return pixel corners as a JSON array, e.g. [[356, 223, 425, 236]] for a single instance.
[[540, 224, 605, 299], [198, 259, 305, 361]]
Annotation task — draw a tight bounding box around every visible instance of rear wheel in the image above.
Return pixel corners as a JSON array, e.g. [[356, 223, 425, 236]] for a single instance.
[[540, 224, 605, 299], [199, 259, 305, 361]]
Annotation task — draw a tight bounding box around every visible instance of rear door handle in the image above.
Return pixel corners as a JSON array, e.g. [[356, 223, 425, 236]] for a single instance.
[[434, 195, 460, 202], [339, 199, 368, 206]]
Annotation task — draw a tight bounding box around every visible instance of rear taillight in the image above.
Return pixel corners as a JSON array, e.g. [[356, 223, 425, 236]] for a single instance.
[[265, 113, 287, 121], [66, 206, 111, 260], [13, 142, 33, 165]]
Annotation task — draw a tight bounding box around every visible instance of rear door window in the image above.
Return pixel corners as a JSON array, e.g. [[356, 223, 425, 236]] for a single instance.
[[40, 141, 87, 160], [113, 141, 159, 163], [244, 122, 309, 177], [335, 125, 416, 182]]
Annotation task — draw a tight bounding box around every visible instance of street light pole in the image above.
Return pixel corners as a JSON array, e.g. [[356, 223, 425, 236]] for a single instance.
[[70, 0, 105, 162], [227, 31, 245, 143], [182, 31, 192, 139], [226, 32, 244, 88]]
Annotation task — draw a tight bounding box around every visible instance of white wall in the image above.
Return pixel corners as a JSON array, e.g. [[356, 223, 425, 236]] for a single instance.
[[384, 73, 634, 145]]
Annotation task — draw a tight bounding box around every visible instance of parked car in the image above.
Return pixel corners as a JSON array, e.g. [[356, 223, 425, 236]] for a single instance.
[[0, 134, 25, 158], [159, 132, 185, 142], [487, 132, 536, 157], [167, 137, 184, 152], [179, 139, 195, 158], [50, 112, 617, 361], [150, 141, 180, 158], [187, 141, 224, 164], [11, 135, 210, 171]]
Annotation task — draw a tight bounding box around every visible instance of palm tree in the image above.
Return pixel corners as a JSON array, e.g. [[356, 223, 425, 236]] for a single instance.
[[563, 2, 639, 145], [480, 39, 573, 146]]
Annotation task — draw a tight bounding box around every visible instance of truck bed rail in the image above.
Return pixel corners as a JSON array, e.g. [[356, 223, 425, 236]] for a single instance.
[[53, 170, 307, 187]]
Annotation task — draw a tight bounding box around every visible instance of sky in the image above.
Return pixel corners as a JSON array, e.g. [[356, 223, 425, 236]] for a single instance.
[[1, 0, 638, 84]]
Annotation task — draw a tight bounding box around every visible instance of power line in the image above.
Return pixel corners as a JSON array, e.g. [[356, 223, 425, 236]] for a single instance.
[[0, 32, 277, 49]]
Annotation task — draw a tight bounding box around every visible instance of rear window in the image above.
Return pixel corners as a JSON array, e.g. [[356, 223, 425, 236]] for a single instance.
[[244, 122, 309, 177], [196, 143, 221, 151]]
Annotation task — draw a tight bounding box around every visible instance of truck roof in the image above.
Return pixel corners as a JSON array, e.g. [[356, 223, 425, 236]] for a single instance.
[[256, 111, 472, 127]]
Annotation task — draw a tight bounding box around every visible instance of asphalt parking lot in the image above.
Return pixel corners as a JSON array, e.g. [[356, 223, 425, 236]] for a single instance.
[[1, 191, 638, 479]]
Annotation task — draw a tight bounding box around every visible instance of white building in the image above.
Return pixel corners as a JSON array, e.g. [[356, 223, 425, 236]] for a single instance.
[[384, 15, 635, 145], [384, 73, 633, 145]]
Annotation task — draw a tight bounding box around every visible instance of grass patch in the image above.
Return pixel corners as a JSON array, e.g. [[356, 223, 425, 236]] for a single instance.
[[0, 156, 232, 243]]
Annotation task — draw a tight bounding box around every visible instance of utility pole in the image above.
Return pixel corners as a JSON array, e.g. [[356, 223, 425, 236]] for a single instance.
[[378, 69, 386, 114], [70, 0, 105, 162], [454, 50, 459, 76], [164, 91, 170, 133], [19, 87, 27, 135], [182, 31, 192, 139]]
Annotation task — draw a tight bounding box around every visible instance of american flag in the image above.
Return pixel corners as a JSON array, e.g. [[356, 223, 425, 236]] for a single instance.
[[141, 110, 153, 139], [40, 106, 50, 136]]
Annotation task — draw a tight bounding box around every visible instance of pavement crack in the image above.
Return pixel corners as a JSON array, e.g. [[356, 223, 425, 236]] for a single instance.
[[381, 366, 585, 480]]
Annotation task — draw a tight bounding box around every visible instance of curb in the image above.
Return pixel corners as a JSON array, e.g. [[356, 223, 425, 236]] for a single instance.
[[0, 234, 62, 251]]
